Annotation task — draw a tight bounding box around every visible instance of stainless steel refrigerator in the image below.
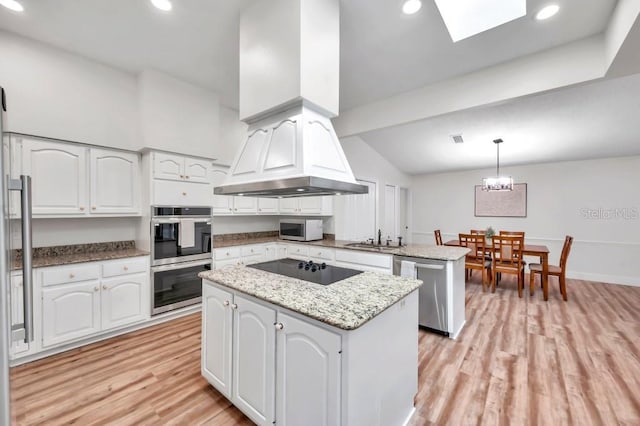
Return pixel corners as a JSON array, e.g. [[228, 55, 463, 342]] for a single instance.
[[1, 85, 35, 424]]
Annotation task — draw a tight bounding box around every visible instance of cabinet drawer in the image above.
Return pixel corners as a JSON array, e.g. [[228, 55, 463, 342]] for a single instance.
[[42, 264, 101, 287], [214, 247, 242, 260], [308, 247, 335, 261], [102, 257, 148, 278], [241, 245, 265, 257], [335, 249, 392, 269], [287, 245, 309, 257]]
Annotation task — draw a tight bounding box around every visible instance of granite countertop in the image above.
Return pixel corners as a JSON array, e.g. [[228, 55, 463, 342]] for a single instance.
[[200, 266, 422, 330], [11, 241, 149, 270], [214, 237, 469, 261]]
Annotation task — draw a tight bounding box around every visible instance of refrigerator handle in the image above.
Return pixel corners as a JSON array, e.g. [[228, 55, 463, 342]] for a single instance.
[[20, 175, 34, 343], [9, 175, 34, 344]]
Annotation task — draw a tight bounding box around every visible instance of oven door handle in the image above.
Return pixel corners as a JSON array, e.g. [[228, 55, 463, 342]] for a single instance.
[[152, 218, 211, 225], [151, 259, 212, 272], [153, 218, 180, 224]]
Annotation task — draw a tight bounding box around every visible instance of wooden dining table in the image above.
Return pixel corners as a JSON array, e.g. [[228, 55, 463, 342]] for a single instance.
[[445, 239, 551, 301]]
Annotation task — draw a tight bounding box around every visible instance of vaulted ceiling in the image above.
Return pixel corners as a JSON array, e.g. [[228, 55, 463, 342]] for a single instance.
[[1, 0, 638, 174]]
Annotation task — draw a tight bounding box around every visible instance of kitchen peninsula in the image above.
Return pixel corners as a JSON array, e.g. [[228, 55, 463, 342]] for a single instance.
[[200, 264, 422, 426]]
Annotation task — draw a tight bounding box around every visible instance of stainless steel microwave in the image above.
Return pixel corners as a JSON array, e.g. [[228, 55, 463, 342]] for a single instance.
[[279, 219, 323, 241]]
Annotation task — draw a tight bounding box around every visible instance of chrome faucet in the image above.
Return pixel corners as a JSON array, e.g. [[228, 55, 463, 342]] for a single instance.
[[377, 229, 382, 245]]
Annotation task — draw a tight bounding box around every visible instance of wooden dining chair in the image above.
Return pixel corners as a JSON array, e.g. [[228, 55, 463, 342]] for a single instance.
[[459, 233, 492, 291], [496, 231, 527, 284], [434, 229, 443, 246], [491, 235, 525, 297], [499, 230, 525, 238], [529, 235, 573, 301]]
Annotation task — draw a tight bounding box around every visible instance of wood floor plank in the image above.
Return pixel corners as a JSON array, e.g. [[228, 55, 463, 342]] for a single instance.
[[10, 275, 640, 425]]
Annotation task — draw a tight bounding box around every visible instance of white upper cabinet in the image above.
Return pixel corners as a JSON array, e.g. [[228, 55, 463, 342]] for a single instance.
[[90, 149, 140, 215], [153, 152, 211, 184], [279, 196, 333, 216], [150, 151, 214, 207], [21, 138, 88, 216], [257, 198, 278, 214], [15, 137, 141, 217], [233, 196, 258, 214], [184, 158, 211, 184], [212, 166, 234, 214]]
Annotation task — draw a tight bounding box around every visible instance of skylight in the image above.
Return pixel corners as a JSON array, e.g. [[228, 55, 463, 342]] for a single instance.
[[434, 0, 526, 42]]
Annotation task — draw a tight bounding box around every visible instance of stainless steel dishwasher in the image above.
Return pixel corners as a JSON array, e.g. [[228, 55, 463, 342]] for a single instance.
[[393, 256, 449, 336]]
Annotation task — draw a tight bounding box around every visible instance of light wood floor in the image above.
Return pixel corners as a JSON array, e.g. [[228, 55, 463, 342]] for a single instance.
[[10, 275, 640, 425]]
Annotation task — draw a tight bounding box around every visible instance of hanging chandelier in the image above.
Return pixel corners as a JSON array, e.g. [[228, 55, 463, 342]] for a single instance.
[[482, 138, 513, 191]]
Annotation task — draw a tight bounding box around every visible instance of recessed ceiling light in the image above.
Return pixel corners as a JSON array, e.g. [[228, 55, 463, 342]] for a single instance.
[[402, 0, 422, 15], [535, 4, 559, 20], [150, 0, 172, 12], [0, 0, 24, 12]]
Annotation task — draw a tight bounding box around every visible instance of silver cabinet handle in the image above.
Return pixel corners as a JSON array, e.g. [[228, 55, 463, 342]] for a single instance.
[[275, 323, 284, 330], [224, 300, 230, 306], [94, 286, 99, 292], [69, 273, 75, 279], [102, 285, 107, 290], [231, 303, 238, 310]]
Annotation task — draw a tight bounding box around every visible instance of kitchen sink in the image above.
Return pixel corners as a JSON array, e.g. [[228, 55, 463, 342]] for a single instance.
[[344, 243, 398, 251]]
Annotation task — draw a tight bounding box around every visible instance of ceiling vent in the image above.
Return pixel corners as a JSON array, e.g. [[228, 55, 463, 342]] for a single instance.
[[451, 134, 464, 144]]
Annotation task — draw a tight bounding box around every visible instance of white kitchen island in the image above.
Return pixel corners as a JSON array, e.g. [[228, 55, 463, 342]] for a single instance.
[[199, 266, 422, 426]]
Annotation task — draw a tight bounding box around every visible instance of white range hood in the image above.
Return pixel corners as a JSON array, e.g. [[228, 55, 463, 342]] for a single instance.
[[214, 0, 367, 198]]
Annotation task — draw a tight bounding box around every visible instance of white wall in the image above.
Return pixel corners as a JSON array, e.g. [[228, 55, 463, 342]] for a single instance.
[[217, 106, 247, 165], [411, 156, 640, 286], [138, 69, 219, 158], [333, 136, 412, 241], [213, 216, 280, 235], [0, 30, 139, 150], [0, 32, 281, 243], [11, 218, 139, 248]]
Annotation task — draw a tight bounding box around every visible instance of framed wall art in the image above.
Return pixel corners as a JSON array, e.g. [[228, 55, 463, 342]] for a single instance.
[[474, 183, 527, 217]]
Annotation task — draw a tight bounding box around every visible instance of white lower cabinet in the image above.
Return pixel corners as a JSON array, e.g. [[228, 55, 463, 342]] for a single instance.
[[233, 295, 276, 425], [101, 274, 148, 331], [202, 282, 342, 426], [42, 280, 102, 348], [334, 249, 393, 274], [276, 312, 341, 426], [40, 257, 149, 350]]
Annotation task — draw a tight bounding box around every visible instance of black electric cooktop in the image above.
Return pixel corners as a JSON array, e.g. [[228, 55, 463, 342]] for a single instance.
[[247, 258, 363, 285]]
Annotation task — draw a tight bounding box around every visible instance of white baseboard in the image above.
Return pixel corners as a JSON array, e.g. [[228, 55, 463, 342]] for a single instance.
[[566, 271, 639, 287]]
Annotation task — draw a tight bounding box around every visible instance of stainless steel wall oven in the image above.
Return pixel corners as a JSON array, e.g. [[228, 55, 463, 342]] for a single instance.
[[150, 206, 212, 315]]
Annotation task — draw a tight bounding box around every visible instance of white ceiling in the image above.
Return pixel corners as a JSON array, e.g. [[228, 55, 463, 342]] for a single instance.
[[0, 0, 617, 110], [360, 72, 640, 175], [1, 0, 636, 175]]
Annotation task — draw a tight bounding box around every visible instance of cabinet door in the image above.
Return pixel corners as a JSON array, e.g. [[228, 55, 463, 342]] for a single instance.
[[276, 312, 341, 426], [299, 197, 322, 215], [233, 294, 276, 425], [90, 149, 140, 214], [184, 157, 211, 184], [153, 152, 184, 181], [101, 274, 148, 331], [212, 168, 234, 214], [278, 198, 298, 214], [233, 196, 258, 214], [202, 284, 234, 399], [264, 245, 278, 261], [153, 179, 212, 207], [42, 280, 101, 348], [22, 138, 88, 215], [257, 198, 279, 214]]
